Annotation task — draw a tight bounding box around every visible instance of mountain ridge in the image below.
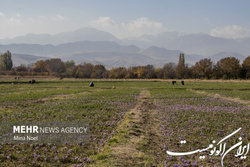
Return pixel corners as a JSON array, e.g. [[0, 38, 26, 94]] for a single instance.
[[0, 28, 249, 68], [0, 27, 119, 45]]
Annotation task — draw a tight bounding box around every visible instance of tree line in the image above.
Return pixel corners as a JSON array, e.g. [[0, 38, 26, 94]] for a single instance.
[[0, 51, 250, 79]]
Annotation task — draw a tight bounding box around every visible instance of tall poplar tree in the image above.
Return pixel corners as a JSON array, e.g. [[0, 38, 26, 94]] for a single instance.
[[176, 53, 185, 79], [0, 51, 13, 71]]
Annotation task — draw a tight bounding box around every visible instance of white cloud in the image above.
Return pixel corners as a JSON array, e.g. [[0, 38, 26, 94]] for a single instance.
[[210, 25, 250, 39], [89, 17, 166, 38], [0, 12, 5, 17], [92, 17, 116, 27], [126, 17, 166, 37], [55, 14, 65, 21], [8, 17, 21, 24], [0, 14, 74, 39], [0, 15, 166, 39], [16, 13, 21, 17]]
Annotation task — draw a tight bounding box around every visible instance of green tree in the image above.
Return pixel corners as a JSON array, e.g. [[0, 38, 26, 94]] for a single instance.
[[176, 53, 186, 79], [0, 51, 13, 71]]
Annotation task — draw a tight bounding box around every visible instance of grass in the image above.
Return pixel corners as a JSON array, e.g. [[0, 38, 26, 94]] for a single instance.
[[0, 78, 249, 166], [200, 89, 250, 100], [0, 80, 140, 166]]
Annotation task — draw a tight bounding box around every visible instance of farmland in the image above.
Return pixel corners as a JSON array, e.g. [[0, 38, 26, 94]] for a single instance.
[[0, 78, 249, 166]]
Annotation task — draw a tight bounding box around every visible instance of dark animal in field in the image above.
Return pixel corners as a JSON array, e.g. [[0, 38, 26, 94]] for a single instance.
[[172, 81, 177, 85], [89, 81, 94, 87], [28, 79, 36, 84], [181, 81, 184, 85]]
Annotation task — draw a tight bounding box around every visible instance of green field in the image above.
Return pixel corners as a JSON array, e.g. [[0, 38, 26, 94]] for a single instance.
[[0, 79, 249, 167]]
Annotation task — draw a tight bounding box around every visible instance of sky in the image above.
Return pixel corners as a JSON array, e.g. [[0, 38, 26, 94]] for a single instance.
[[0, 0, 250, 39]]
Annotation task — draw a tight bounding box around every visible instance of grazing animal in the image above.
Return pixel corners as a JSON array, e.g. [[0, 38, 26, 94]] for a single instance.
[[89, 81, 94, 87], [28, 79, 36, 84], [172, 81, 177, 85], [181, 81, 184, 85]]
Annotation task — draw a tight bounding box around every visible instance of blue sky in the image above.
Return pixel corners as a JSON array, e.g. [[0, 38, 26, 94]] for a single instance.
[[0, 0, 250, 39]]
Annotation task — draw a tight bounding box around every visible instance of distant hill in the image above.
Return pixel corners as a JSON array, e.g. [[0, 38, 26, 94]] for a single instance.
[[2, 42, 248, 68], [209, 52, 247, 63], [1, 27, 250, 57], [66, 52, 154, 68], [0, 41, 139, 58], [1, 42, 202, 68], [1, 27, 250, 67], [140, 46, 202, 65], [123, 33, 250, 57], [0, 27, 119, 45], [12, 53, 48, 66]]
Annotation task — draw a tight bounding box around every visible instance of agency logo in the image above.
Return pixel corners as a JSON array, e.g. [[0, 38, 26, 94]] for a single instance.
[[0, 121, 90, 144], [166, 128, 249, 166]]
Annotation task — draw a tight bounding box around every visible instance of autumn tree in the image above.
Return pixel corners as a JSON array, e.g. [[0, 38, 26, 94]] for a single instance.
[[154, 67, 163, 78], [194, 58, 213, 79], [32, 60, 47, 72], [143, 65, 155, 78], [44, 58, 66, 74], [62, 60, 76, 77], [189, 66, 197, 79], [162, 63, 176, 79], [13, 65, 28, 72], [176, 53, 186, 79], [242, 56, 250, 79], [109, 67, 127, 78], [125, 67, 137, 78], [135, 65, 155, 79], [64, 60, 75, 68], [91, 64, 108, 78], [0, 51, 13, 71], [74, 63, 94, 78], [216, 57, 241, 79]]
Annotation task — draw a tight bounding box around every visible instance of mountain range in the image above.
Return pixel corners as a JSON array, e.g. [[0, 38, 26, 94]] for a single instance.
[[0, 27, 249, 68], [0, 28, 119, 45]]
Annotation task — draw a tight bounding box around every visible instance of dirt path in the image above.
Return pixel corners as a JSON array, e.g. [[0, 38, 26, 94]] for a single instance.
[[91, 89, 162, 167], [189, 89, 250, 105]]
